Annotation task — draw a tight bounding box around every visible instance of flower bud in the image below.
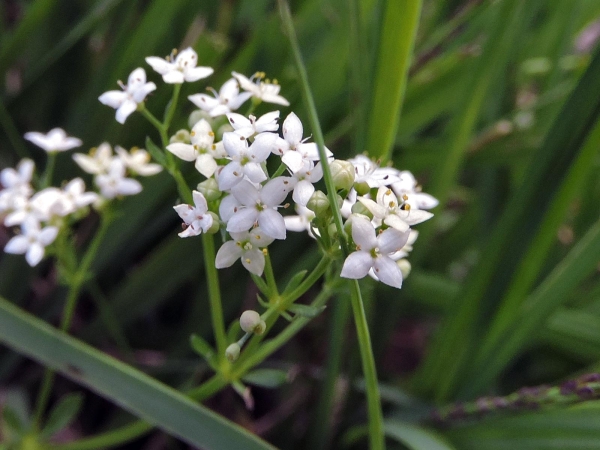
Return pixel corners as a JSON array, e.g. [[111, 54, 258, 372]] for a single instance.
[[225, 343, 241, 362], [207, 212, 220, 234], [169, 129, 191, 144], [397, 259, 411, 279], [354, 181, 371, 196], [351, 201, 372, 218], [196, 178, 221, 202], [240, 310, 266, 335], [307, 191, 330, 217], [188, 109, 212, 129], [330, 160, 355, 191]]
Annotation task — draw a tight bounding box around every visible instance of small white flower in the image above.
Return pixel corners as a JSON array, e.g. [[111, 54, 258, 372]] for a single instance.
[[275, 112, 332, 173], [73, 143, 113, 175], [226, 177, 293, 240], [4, 188, 62, 226], [284, 204, 317, 238], [24, 128, 82, 153], [167, 119, 225, 178], [349, 155, 400, 188], [391, 171, 439, 210], [146, 47, 213, 84], [115, 146, 162, 176], [173, 190, 213, 238], [286, 159, 323, 207], [0, 158, 34, 199], [217, 132, 276, 191], [61, 178, 99, 213], [226, 111, 280, 139], [4, 218, 58, 267], [232, 71, 289, 106], [215, 227, 274, 275], [340, 216, 409, 289], [95, 159, 142, 199], [358, 186, 433, 230], [188, 78, 252, 117], [99, 68, 156, 124]]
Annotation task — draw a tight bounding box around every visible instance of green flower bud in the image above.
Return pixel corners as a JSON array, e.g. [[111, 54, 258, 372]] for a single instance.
[[330, 160, 355, 191], [354, 181, 371, 196], [225, 343, 241, 362], [307, 191, 330, 217], [351, 201, 373, 219], [240, 310, 266, 335], [207, 212, 220, 234], [397, 259, 411, 279], [169, 129, 191, 144], [196, 178, 221, 202]]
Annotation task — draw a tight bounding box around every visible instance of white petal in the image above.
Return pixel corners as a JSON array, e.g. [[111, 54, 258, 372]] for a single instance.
[[222, 131, 247, 158], [393, 209, 434, 226], [4, 235, 29, 254], [373, 256, 403, 289], [117, 179, 142, 196], [188, 93, 220, 111], [249, 227, 275, 248], [340, 251, 373, 279], [261, 177, 293, 206], [226, 113, 251, 131], [231, 180, 260, 206], [283, 112, 303, 145], [98, 91, 127, 108], [242, 162, 267, 184], [218, 161, 244, 191], [350, 216, 377, 250], [240, 248, 265, 275], [116, 100, 138, 124], [167, 143, 197, 161], [219, 194, 240, 223], [39, 226, 59, 246], [194, 154, 217, 178], [257, 209, 286, 240], [127, 67, 147, 86], [132, 82, 156, 103], [228, 92, 252, 110], [292, 179, 314, 207], [215, 241, 243, 268], [382, 214, 410, 232], [227, 208, 258, 233], [261, 93, 290, 106], [377, 228, 409, 254], [249, 132, 277, 162], [357, 196, 387, 219], [163, 71, 185, 84], [192, 190, 209, 213], [282, 151, 304, 173], [26, 243, 45, 266], [254, 111, 280, 133], [184, 66, 214, 82], [145, 56, 173, 75]]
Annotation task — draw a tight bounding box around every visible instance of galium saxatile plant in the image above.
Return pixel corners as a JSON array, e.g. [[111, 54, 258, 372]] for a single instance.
[[0, 44, 437, 446]]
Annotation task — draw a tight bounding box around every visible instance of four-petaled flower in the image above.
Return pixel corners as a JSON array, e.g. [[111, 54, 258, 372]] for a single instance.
[[226, 111, 280, 139], [24, 128, 82, 153], [99, 68, 156, 124], [340, 216, 409, 289], [358, 186, 433, 230], [95, 159, 142, 199], [188, 78, 252, 117], [232, 72, 290, 106], [146, 47, 213, 84], [215, 228, 274, 275], [4, 218, 59, 267], [173, 191, 213, 238]]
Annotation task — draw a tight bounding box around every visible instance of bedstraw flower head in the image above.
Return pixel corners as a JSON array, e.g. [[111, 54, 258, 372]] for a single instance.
[[24, 128, 82, 153], [99, 68, 156, 124], [146, 47, 213, 84]]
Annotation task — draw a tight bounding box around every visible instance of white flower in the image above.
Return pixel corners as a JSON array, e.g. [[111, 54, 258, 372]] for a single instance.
[[232, 71, 289, 106], [275, 112, 332, 173], [226, 111, 280, 139], [115, 146, 162, 176], [284, 204, 317, 238], [217, 132, 276, 191], [99, 68, 156, 124], [4, 218, 58, 266], [95, 159, 142, 199], [188, 78, 252, 117], [0, 158, 34, 201], [73, 143, 113, 175], [340, 216, 409, 289], [4, 188, 61, 226], [24, 128, 82, 153], [167, 119, 225, 178], [358, 186, 433, 230], [173, 190, 213, 238], [349, 155, 400, 188], [146, 47, 213, 84], [61, 178, 98, 213], [225, 177, 293, 240], [286, 159, 323, 206], [391, 171, 439, 210], [215, 227, 274, 275]]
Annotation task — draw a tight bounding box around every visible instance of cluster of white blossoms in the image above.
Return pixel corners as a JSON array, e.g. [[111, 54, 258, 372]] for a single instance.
[[95, 46, 438, 289], [1, 129, 162, 267]]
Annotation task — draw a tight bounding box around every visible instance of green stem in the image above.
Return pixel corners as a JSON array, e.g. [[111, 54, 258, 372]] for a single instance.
[[164, 84, 181, 132], [139, 107, 168, 147], [348, 280, 384, 450], [263, 250, 278, 297], [282, 254, 330, 304], [201, 233, 227, 358], [33, 209, 114, 427], [41, 152, 57, 189]]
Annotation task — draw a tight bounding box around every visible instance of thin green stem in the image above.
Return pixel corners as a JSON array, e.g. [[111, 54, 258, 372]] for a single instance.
[[282, 254, 330, 304], [139, 107, 168, 147], [263, 250, 278, 297], [164, 84, 181, 132], [41, 152, 57, 189], [33, 209, 114, 427], [201, 233, 227, 358]]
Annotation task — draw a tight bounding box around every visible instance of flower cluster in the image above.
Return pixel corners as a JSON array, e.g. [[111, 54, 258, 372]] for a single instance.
[[1, 130, 162, 267]]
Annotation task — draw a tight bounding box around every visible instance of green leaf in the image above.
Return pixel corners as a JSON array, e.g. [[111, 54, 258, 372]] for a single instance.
[[0, 296, 275, 450], [190, 334, 218, 370], [2, 406, 24, 435], [282, 270, 307, 295], [145, 136, 167, 167], [242, 369, 289, 389], [385, 420, 456, 450], [287, 303, 326, 318], [40, 393, 84, 439]]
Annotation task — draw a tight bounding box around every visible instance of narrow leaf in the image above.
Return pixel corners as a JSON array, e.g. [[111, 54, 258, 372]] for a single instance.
[[40, 393, 84, 439], [242, 369, 288, 389], [385, 421, 456, 450], [288, 303, 326, 318]]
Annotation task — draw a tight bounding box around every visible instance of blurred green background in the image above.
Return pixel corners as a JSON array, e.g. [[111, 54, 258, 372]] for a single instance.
[[2, 0, 600, 448]]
